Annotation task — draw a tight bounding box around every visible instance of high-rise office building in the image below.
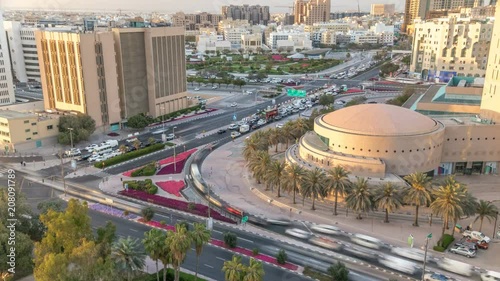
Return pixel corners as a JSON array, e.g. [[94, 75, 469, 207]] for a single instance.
[[222, 5, 270, 25], [171, 12, 223, 31], [35, 31, 121, 129], [402, 0, 429, 33], [480, 1, 500, 122], [0, 13, 15, 106], [294, 0, 331, 25], [429, 0, 475, 10], [371, 4, 396, 16], [112, 27, 188, 119]]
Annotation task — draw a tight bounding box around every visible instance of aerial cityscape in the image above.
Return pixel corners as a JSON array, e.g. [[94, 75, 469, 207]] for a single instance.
[[0, 0, 500, 281]]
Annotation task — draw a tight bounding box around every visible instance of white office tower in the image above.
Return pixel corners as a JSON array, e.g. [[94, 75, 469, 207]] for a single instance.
[[0, 12, 15, 106]]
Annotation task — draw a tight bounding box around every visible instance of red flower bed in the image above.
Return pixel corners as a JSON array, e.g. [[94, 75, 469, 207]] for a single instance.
[[157, 158, 187, 175], [156, 180, 185, 197], [210, 239, 298, 270], [138, 218, 175, 231], [158, 148, 197, 165], [119, 189, 235, 224]]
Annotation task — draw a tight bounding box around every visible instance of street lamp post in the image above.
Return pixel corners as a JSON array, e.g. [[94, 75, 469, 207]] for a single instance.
[[493, 211, 499, 239], [68, 127, 74, 148], [421, 233, 432, 281], [173, 126, 177, 173]]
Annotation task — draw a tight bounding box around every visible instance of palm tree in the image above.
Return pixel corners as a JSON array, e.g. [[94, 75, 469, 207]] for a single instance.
[[430, 177, 465, 238], [282, 121, 296, 148], [403, 172, 433, 227], [158, 237, 173, 281], [474, 200, 498, 232], [190, 223, 211, 281], [291, 118, 310, 141], [133, 139, 141, 151], [283, 163, 305, 204], [374, 182, 402, 223], [111, 236, 146, 281], [166, 224, 192, 281], [247, 150, 271, 185], [265, 160, 286, 197], [266, 128, 281, 153], [243, 137, 260, 161], [326, 166, 351, 216], [223, 255, 246, 281], [345, 178, 373, 219], [243, 258, 265, 281], [143, 229, 166, 281], [301, 168, 327, 210], [119, 144, 128, 154]]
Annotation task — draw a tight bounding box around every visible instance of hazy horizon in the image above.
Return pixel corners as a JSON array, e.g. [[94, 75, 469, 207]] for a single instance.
[[1, 0, 403, 14]]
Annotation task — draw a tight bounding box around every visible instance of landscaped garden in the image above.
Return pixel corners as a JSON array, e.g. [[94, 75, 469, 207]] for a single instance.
[[123, 179, 158, 195], [159, 148, 197, 165], [130, 162, 157, 177], [118, 189, 236, 224], [157, 158, 188, 175], [94, 143, 165, 168], [156, 181, 185, 197]]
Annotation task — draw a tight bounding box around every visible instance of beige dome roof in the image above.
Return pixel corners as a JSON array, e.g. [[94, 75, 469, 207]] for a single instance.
[[321, 104, 439, 136]]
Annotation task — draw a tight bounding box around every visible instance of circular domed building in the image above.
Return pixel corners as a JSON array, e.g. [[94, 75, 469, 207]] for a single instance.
[[286, 104, 446, 178]]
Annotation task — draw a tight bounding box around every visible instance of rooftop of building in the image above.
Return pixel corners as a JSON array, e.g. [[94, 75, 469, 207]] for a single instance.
[[301, 48, 330, 55], [0, 110, 36, 120]]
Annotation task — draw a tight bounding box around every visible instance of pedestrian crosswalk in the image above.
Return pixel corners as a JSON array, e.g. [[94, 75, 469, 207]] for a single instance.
[[93, 171, 112, 178]]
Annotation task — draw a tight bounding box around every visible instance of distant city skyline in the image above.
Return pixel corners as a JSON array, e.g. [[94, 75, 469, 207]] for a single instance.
[[2, 0, 403, 14]]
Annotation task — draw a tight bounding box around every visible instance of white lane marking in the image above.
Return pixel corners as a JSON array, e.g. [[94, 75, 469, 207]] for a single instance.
[[239, 237, 254, 243], [216, 257, 226, 261], [213, 230, 223, 234], [204, 264, 214, 268], [130, 229, 138, 232]]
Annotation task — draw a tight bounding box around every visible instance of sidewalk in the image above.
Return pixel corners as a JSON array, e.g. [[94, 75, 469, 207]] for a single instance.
[[200, 135, 500, 272]]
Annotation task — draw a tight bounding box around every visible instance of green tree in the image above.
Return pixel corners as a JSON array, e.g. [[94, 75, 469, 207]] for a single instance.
[[158, 232, 172, 281], [191, 223, 211, 281], [148, 137, 157, 145], [247, 150, 271, 185], [243, 258, 265, 281], [127, 114, 150, 129], [430, 176, 466, 238], [386, 86, 415, 106], [283, 163, 306, 204], [403, 172, 433, 227], [345, 52, 351, 59], [276, 249, 287, 265], [112, 236, 146, 281], [319, 95, 335, 108], [143, 229, 165, 281], [133, 139, 142, 151], [96, 221, 117, 258], [141, 206, 155, 222], [474, 200, 498, 231], [266, 128, 281, 153], [223, 232, 238, 248], [345, 178, 373, 219], [401, 55, 411, 66], [57, 114, 96, 145], [374, 182, 402, 223], [119, 144, 128, 154], [301, 168, 327, 210], [223, 255, 245, 281], [326, 166, 352, 216], [266, 160, 287, 197], [166, 224, 192, 281], [345, 96, 367, 107], [37, 198, 64, 214], [209, 77, 217, 86], [0, 222, 34, 279], [327, 261, 349, 281], [187, 76, 195, 86]]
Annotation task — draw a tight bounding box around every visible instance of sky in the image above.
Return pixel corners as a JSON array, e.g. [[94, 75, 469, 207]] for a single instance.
[[1, 0, 403, 14]]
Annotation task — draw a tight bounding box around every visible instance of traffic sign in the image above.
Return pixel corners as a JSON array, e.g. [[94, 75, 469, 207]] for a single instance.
[[286, 88, 306, 97], [233, 114, 237, 121], [427, 233, 432, 239], [241, 216, 248, 223]]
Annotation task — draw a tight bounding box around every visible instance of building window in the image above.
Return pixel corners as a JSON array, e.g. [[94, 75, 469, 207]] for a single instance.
[[33, 132, 38, 135], [47, 125, 53, 130], [25, 129, 30, 132], [24, 120, 29, 124], [31, 122, 36, 126], [26, 137, 31, 140]]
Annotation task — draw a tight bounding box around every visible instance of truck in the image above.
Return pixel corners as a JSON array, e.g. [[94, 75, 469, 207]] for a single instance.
[[463, 230, 491, 243], [239, 124, 250, 134]]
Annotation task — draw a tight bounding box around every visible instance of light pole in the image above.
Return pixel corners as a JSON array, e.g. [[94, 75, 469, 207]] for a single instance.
[[68, 127, 74, 148], [421, 233, 432, 281], [68, 127, 76, 174], [173, 126, 177, 173]]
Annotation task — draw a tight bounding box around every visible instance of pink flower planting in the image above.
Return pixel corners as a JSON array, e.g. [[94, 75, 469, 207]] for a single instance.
[[210, 239, 298, 270], [138, 218, 175, 231], [156, 181, 185, 197], [157, 158, 187, 175], [158, 149, 197, 165]]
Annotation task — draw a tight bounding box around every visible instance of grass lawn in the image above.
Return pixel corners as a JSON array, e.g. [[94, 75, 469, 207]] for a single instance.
[[302, 266, 331, 281], [133, 268, 207, 281]]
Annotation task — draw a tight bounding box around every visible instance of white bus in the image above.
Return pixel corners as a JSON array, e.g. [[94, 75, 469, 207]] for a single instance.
[[93, 145, 113, 155]]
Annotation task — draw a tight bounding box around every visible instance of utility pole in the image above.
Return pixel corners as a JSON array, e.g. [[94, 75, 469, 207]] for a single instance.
[[421, 233, 432, 281], [59, 150, 67, 197], [68, 127, 74, 148], [173, 126, 177, 173]]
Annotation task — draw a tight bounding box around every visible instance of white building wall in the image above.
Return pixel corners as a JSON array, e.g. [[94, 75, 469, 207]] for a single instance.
[[0, 13, 15, 106], [3, 21, 27, 83]]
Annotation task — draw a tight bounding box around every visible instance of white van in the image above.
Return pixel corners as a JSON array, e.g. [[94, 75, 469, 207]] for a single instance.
[[350, 233, 382, 249], [482, 271, 500, 281], [105, 140, 119, 148], [93, 145, 113, 155], [437, 258, 472, 277]]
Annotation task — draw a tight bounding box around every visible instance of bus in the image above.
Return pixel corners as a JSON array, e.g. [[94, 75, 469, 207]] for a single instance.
[[93, 145, 113, 155]]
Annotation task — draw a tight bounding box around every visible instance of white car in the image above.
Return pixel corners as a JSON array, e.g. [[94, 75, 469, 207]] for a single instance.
[[276, 123, 284, 129], [152, 129, 167, 135], [335, 100, 346, 105], [423, 273, 450, 281], [230, 131, 241, 138], [85, 144, 98, 152], [311, 224, 341, 236], [230, 102, 238, 107], [126, 137, 139, 143], [257, 119, 266, 126], [212, 86, 218, 89], [166, 134, 175, 141], [285, 228, 311, 239], [463, 230, 491, 243], [309, 236, 342, 251], [64, 148, 81, 157], [88, 154, 103, 163], [194, 88, 200, 91], [228, 124, 239, 130]]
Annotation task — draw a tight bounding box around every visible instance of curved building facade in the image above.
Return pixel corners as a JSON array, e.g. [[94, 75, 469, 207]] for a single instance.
[[289, 104, 446, 177]]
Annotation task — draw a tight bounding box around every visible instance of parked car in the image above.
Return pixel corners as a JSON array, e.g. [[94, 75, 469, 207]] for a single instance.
[[85, 144, 99, 152], [450, 245, 477, 258], [463, 230, 491, 243], [64, 148, 81, 157], [194, 88, 200, 91], [454, 238, 480, 250], [276, 123, 284, 129], [126, 137, 139, 143], [217, 129, 226, 134]]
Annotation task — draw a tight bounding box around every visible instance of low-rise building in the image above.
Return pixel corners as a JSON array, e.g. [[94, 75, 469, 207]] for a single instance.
[[224, 27, 250, 48], [371, 4, 396, 16], [269, 31, 312, 50], [0, 110, 59, 151], [241, 33, 262, 51], [196, 34, 231, 53]]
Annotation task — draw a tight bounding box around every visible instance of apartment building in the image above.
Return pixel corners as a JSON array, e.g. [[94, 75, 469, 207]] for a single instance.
[[221, 5, 270, 25], [0, 110, 59, 151], [171, 12, 223, 31], [35, 30, 121, 129], [480, 1, 500, 122], [429, 0, 475, 10], [403, 0, 429, 33], [371, 4, 396, 16], [223, 28, 250, 47], [112, 27, 188, 119], [294, 0, 331, 25], [410, 16, 494, 79], [241, 34, 262, 51], [218, 19, 251, 34], [0, 13, 15, 106], [196, 34, 231, 53], [269, 31, 312, 51], [304, 22, 350, 33]]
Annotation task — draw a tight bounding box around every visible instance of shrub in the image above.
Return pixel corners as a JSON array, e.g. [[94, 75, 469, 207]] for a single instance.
[[160, 220, 166, 226], [440, 234, 455, 249], [224, 232, 238, 248], [188, 202, 196, 210], [178, 221, 190, 231], [252, 248, 259, 256], [94, 143, 165, 168], [131, 162, 157, 177], [276, 249, 287, 265], [123, 210, 130, 216], [141, 207, 155, 222], [433, 246, 445, 252], [123, 179, 158, 195]]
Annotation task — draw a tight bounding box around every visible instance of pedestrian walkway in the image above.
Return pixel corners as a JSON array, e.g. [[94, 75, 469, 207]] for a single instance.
[[200, 135, 500, 272]]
